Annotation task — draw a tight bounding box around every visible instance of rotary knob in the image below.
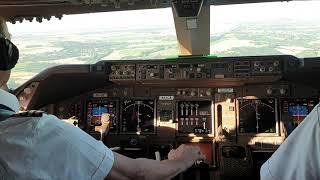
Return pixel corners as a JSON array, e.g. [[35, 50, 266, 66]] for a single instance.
[[266, 88, 273, 95], [280, 88, 287, 95], [130, 138, 138, 146], [58, 106, 65, 112], [273, 61, 280, 67], [190, 91, 196, 97], [269, 67, 274, 72], [206, 89, 212, 96], [111, 66, 117, 71]]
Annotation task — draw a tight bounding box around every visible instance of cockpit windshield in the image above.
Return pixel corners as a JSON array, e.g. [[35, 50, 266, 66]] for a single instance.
[[8, 8, 178, 88], [210, 1, 320, 57], [7, 1, 320, 88]]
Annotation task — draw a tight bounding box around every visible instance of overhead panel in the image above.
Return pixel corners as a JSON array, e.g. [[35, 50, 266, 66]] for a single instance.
[[0, 0, 293, 21]]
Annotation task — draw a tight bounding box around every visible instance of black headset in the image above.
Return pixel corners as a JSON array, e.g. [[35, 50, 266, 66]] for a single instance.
[[0, 34, 19, 71]]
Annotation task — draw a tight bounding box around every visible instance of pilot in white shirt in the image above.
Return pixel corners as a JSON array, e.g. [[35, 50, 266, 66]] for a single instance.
[[0, 89, 115, 179], [260, 104, 320, 180], [0, 17, 204, 180]]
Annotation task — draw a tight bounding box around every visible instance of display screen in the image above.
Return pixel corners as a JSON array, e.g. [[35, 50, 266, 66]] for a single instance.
[[87, 100, 117, 132], [122, 100, 155, 133], [282, 99, 319, 135], [92, 106, 108, 117], [283, 98, 319, 124], [288, 105, 308, 119], [159, 110, 173, 122], [239, 99, 276, 133], [177, 101, 212, 134]]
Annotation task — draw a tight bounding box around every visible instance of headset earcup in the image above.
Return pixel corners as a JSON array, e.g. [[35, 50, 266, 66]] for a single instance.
[[0, 37, 19, 71]]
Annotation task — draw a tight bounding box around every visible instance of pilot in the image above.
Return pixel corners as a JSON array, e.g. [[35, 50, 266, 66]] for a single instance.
[[0, 17, 204, 179], [260, 104, 320, 179]]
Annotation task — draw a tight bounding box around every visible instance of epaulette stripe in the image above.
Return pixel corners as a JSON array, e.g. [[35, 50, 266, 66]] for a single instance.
[[14, 110, 45, 117]]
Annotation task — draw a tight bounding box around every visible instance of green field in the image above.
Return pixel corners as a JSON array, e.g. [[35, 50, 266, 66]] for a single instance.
[[8, 20, 320, 88]]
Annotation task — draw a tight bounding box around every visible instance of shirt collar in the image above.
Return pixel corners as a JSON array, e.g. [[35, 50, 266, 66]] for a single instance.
[[0, 89, 19, 112]]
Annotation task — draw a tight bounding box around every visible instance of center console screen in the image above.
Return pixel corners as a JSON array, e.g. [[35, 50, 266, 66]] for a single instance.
[[177, 101, 212, 134]]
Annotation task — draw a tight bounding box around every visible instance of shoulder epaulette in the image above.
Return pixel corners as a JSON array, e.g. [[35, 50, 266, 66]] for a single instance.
[[14, 110, 45, 117]]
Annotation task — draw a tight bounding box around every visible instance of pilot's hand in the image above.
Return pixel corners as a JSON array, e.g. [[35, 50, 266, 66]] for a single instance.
[[168, 144, 205, 168], [95, 113, 111, 135]]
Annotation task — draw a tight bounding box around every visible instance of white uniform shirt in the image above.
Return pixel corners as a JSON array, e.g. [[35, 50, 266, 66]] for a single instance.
[[0, 89, 114, 180], [261, 104, 320, 180]]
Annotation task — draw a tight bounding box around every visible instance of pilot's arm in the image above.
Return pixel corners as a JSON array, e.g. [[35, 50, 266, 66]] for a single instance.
[[107, 144, 203, 180], [260, 104, 320, 180], [4, 114, 203, 180], [63, 114, 202, 180]]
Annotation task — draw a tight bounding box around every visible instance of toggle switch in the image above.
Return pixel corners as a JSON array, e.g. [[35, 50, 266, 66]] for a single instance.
[[180, 118, 184, 126], [190, 118, 194, 125], [180, 104, 184, 116], [195, 104, 199, 116], [185, 104, 190, 116], [190, 104, 194, 115]]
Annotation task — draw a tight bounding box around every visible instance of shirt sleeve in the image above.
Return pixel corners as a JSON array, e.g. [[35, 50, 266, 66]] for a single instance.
[[34, 114, 114, 180], [260, 104, 320, 180]]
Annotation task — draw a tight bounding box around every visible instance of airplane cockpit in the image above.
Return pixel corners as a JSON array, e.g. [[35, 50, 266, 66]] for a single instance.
[[1, 0, 320, 179]]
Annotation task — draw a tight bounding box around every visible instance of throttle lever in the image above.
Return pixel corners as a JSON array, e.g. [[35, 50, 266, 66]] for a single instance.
[[193, 160, 209, 169]]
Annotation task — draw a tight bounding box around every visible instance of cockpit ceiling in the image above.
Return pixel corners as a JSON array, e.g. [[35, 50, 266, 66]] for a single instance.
[[0, 0, 295, 21]]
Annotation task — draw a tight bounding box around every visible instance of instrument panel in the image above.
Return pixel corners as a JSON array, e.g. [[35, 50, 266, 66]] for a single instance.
[[26, 55, 319, 178], [96, 55, 299, 82], [45, 55, 317, 146]]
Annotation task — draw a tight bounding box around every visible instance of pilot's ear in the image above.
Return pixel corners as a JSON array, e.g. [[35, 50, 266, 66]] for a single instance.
[[0, 70, 10, 90]]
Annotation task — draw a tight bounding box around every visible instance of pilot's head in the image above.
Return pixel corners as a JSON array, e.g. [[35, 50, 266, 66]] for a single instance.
[[0, 17, 19, 91]]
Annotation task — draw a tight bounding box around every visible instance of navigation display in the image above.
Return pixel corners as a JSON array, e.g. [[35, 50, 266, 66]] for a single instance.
[[238, 99, 276, 133], [121, 100, 155, 133]]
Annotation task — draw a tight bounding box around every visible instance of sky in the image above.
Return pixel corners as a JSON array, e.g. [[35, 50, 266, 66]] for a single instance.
[[7, 1, 320, 35]]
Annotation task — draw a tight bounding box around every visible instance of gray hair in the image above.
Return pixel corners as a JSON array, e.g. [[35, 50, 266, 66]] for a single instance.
[[0, 17, 11, 40]]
